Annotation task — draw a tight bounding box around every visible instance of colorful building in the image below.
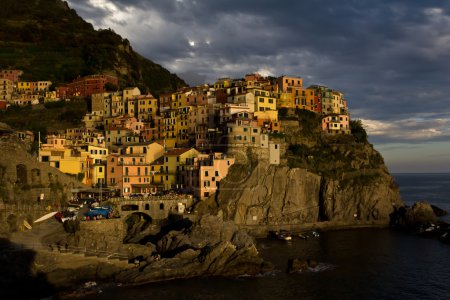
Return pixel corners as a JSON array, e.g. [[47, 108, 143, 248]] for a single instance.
[[56, 74, 118, 99], [322, 114, 351, 135]]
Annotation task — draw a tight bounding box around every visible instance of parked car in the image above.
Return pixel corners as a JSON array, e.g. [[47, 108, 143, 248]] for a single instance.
[[84, 206, 113, 220]]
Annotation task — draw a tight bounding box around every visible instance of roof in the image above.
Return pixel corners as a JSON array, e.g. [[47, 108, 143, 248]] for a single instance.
[[165, 148, 193, 156]]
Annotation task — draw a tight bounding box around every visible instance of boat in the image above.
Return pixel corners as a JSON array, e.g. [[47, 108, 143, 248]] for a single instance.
[[277, 230, 292, 241], [34, 211, 58, 223]]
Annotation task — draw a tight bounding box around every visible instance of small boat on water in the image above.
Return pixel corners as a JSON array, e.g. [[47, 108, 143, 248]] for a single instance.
[[277, 230, 292, 241]]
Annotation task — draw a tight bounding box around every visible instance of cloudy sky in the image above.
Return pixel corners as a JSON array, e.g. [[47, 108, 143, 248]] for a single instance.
[[67, 0, 450, 172]]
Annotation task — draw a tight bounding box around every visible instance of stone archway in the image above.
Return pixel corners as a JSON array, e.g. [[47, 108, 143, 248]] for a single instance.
[[121, 204, 139, 212], [123, 212, 153, 243], [16, 164, 27, 185]]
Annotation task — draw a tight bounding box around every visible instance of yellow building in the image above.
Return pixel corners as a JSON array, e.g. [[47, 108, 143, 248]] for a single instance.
[[163, 148, 200, 190], [136, 94, 158, 121], [123, 142, 165, 163], [17, 81, 31, 93], [123, 87, 141, 101], [36, 81, 52, 92], [170, 90, 189, 110], [176, 106, 190, 147], [1, 79, 13, 101], [252, 88, 277, 112], [277, 92, 294, 108], [44, 91, 59, 102], [162, 109, 178, 147], [214, 78, 232, 89], [277, 75, 303, 92], [296, 88, 315, 112]]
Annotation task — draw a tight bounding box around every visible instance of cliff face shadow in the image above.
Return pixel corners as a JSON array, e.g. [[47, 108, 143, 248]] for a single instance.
[[0, 238, 55, 299]]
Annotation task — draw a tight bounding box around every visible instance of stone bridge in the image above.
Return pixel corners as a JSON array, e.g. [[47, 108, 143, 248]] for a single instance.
[[108, 195, 195, 223]]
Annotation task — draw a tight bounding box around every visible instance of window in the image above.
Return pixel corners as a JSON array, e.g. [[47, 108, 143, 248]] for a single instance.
[[111, 167, 114, 173], [215, 171, 219, 176], [259, 98, 264, 103], [99, 167, 103, 173], [205, 171, 209, 177], [159, 203, 164, 210]]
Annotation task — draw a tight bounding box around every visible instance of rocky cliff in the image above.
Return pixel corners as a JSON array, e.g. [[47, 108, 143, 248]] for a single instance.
[[214, 110, 403, 233]]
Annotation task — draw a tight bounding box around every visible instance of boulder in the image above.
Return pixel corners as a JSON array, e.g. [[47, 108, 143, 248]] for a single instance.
[[287, 258, 318, 273], [390, 202, 438, 229], [405, 202, 437, 226]]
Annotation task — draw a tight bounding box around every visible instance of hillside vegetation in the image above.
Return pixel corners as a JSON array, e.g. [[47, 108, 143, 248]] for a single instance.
[[0, 0, 186, 95], [0, 100, 88, 135], [281, 109, 383, 178]]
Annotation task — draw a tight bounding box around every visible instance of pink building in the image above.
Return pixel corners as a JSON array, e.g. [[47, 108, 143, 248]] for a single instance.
[[183, 152, 235, 200], [322, 114, 350, 135], [187, 89, 209, 106], [0, 70, 22, 82]]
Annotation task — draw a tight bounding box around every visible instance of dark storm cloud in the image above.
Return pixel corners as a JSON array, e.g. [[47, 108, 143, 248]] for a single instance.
[[67, 0, 450, 144]]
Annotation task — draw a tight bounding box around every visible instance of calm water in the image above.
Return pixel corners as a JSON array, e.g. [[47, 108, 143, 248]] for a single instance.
[[78, 174, 450, 300], [393, 173, 450, 222]]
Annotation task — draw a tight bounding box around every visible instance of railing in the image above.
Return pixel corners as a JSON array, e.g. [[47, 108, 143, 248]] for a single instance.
[[109, 194, 193, 202]]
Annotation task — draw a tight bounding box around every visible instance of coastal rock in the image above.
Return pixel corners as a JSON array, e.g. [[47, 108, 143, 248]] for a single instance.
[[405, 202, 437, 226], [390, 201, 438, 229], [216, 161, 402, 231], [20, 212, 269, 289], [320, 171, 402, 223], [286, 258, 318, 273], [431, 205, 448, 217], [218, 161, 322, 226]]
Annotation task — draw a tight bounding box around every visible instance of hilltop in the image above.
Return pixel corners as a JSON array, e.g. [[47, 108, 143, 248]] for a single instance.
[[0, 0, 186, 95], [211, 109, 403, 233]]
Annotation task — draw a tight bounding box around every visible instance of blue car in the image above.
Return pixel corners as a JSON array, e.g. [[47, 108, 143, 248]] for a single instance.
[[84, 206, 112, 219]]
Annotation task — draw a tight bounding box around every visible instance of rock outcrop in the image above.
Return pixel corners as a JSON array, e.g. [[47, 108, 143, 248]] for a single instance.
[[25, 213, 271, 289], [214, 114, 403, 233], [390, 201, 438, 228], [115, 212, 270, 284], [216, 161, 402, 231]]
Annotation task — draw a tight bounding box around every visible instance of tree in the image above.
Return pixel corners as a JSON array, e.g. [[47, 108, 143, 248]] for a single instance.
[[104, 82, 118, 92], [350, 120, 368, 143]]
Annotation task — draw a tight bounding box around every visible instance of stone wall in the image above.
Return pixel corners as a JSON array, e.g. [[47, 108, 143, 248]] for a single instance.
[[0, 137, 85, 205]]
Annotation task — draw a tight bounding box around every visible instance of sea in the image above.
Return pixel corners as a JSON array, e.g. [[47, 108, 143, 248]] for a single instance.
[[77, 173, 450, 299]]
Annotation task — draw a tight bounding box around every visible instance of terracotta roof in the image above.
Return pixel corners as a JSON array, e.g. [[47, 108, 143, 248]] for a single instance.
[[165, 148, 192, 156]]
